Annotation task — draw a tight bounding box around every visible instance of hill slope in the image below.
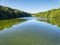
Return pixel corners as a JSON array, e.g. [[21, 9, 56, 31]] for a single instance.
[[33, 8, 60, 19], [0, 5, 31, 19]]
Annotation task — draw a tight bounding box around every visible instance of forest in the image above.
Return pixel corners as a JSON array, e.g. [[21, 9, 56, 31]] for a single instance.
[[0, 5, 60, 20], [0, 5, 31, 19], [33, 8, 60, 20]]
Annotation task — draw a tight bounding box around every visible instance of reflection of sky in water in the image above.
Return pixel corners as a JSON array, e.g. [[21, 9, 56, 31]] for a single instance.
[[0, 20, 60, 45]]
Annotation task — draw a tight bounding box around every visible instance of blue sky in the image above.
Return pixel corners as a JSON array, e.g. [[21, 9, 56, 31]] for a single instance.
[[0, 0, 60, 13]]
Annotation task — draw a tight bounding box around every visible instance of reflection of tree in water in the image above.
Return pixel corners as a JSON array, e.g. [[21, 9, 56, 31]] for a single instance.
[[0, 19, 26, 30], [40, 18, 60, 27]]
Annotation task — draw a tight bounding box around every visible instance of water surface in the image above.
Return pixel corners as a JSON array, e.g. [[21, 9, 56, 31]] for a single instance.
[[0, 17, 60, 45]]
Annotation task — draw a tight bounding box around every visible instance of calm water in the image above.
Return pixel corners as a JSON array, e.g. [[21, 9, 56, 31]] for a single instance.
[[0, 17, 60, 45]]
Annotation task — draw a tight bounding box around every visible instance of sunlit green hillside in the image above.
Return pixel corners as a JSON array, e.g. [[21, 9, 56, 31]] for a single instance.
[[33, 8, 60, 20]]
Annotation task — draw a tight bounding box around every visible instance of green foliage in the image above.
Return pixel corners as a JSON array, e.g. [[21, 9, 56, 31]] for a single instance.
[[0, 19, 26, 30], [0, 5, 31, 19], [33, 8, 60, 19], [41, 19, 60, 27]]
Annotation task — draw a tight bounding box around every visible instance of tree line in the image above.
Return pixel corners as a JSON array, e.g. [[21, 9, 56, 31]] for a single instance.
[[0, 5, 31, 19], [0, 5, 60, 20], [32, 8, 60, 20]]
